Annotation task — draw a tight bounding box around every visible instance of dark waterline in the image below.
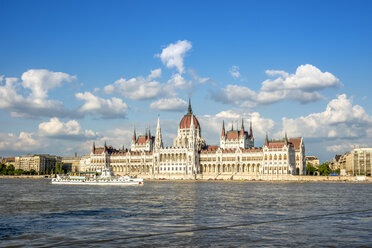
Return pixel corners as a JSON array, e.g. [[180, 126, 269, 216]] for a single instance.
[[1, 179, 371, 247]]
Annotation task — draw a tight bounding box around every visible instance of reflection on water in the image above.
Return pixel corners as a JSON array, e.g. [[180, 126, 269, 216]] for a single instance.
[[0, 179, 371, 247]]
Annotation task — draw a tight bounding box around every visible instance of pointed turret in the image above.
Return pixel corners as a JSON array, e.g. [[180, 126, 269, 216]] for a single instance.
[[249, 120, 253, 137], [104, 141, 107, 152], [147, 127, 151, 140], [240, 118, 245, 136], [155, 115, 163, 149], [221, 120, 225, 137], [231, 122, 234, 131], [132, 127, 136, 142], [187, 97, 192, 114], [92, 141, 95, 153], [265, 132, 269, 146], [190, 114, 195, 130]]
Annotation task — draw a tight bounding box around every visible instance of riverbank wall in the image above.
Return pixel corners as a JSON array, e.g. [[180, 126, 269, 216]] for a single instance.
[[0, 175, 50, 179], [1, 174, 371, 182], [138, 173, 372, 182]]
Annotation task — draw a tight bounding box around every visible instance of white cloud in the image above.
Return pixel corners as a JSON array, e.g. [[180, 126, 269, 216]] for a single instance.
[[188, 69, 212, 84], [150, 98, 187, 112], [104, 69, 173, 100], [212, 64, 340, 107], [157, 40, 192, 73], [229, 65, 241, 78], [199, 110, 275, 145], [39, 117, 97, 139], [213, 85, 257, 105], [76, 92, 129, 118], [148, 68, 162, 80], [21, 69, 75, 100], [168, 73, 193, 90], [280, 94, 372, 139], [0, 69, 75, 118], [262, 64, 340, 92], [0, 132, 40, 152]]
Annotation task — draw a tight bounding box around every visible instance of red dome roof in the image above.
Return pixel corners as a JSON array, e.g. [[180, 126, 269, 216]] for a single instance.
[[179, 113, 200, 129]]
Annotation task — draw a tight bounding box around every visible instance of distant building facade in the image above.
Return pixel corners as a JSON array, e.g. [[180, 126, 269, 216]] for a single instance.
[[15, 155, 61, 174], [306, 156, 320, 168], [339, 148, 372, 176], [62, 153, 81, 172], [82, 101, 305, 177]]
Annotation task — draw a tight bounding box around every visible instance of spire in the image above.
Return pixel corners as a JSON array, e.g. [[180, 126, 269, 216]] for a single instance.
[[265, 132, 269, 146], [190, 114, 195, 130], [157, 115, 161, 130], [249, 120, 253, 137], [132, 127, 136, 142], [104, 141, 107, 152], [187, 97, 192, 114], [231, 122, 233, 131], [147, 127, 151, 140], [155, 115, 163, 149], [240, 118, 245, 135], [92, 141, 95, 153], [221, 120, 225, 137]]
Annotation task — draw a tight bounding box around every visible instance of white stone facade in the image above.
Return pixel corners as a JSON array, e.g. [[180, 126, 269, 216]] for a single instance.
[[83, 102, 303, 177]]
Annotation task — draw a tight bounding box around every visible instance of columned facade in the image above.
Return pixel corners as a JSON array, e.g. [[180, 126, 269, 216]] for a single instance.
[[82, 100, 303, 177]]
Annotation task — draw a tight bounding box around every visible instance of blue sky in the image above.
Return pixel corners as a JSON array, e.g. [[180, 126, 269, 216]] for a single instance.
[[1, 0, 372, 162]]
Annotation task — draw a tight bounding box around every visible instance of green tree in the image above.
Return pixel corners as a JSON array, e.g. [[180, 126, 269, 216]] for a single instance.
[[318, 162, 331, 176], [6, 165, 15, 175], [55, 162, 65, 174], [0, 163, 6, 175], [14, 169, 25, 175], [306, 162, 317, 175]]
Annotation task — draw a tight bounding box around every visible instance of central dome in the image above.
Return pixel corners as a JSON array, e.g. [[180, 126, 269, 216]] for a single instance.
[[179, 99, 200, 129], [179, 113, 200, 129]]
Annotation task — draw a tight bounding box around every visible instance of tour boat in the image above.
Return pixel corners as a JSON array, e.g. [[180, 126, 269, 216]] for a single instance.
[[51, 168, 143, 186]]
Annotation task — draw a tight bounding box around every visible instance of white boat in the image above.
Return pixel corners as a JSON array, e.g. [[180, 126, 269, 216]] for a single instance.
[[51, 168, 143, 186]]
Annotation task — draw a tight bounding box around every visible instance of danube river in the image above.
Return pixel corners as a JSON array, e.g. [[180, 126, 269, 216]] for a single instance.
[[1, 179, 371, 247]]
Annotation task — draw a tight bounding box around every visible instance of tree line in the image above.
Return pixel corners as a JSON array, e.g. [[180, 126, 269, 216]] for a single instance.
[[0, 161, 66, 175], [306, 162, 340, 176]]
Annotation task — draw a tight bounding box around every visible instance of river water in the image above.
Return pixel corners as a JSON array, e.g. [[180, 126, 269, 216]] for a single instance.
[[0, 179, 371, 247]]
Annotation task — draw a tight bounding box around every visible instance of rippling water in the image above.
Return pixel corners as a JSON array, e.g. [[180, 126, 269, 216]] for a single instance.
[[0, 179, 371, 247]]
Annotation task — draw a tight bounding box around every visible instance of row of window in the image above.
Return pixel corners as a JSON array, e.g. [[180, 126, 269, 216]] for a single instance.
[[160, 167, 192, 172]]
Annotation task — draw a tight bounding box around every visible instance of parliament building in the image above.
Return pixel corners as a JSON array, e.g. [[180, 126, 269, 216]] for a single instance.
[[80, 101, 306, 178]]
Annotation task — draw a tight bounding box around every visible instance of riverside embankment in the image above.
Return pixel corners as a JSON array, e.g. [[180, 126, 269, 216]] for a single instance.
[[1, 174, 371, 182]]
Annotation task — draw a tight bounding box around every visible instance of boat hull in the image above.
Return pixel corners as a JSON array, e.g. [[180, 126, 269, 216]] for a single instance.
[[51, 179, 143, 186]]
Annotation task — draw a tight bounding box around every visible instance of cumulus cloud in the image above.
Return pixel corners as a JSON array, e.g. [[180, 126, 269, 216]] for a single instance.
[[104, 69, 173, 100], [280, 94, 372, 139], [188, 69, 212, 84], [150, 98, 188, 112], [0, 132, 40, 152], [21, 69, 75, 100], [168, 73, 193, 90], [212, 64, 340, 107], [0, 69, 75, 118], [76, 92, 129, 118], [39, 117, 97, 139], [156, 40, 192, 73], [199, 110, 275, 145], [229, 65, 241, 78], [147, 68, 162, 80]]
